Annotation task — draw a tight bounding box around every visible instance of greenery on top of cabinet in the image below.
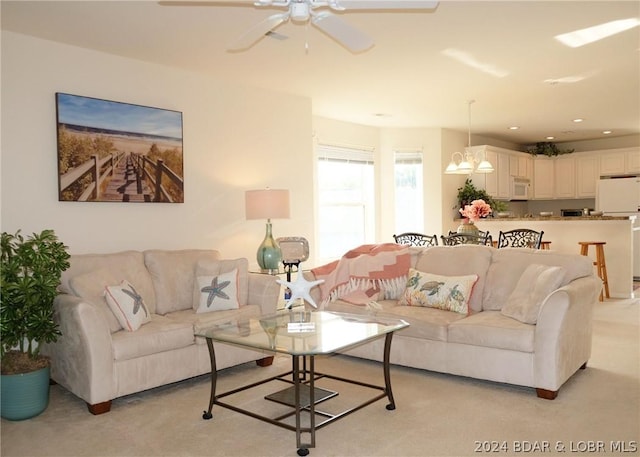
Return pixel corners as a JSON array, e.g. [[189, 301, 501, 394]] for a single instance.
[[526, 142, 574, 157]]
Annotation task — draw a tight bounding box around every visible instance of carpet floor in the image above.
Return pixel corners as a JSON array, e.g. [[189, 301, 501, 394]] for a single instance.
[[2, 298, 639, 457]]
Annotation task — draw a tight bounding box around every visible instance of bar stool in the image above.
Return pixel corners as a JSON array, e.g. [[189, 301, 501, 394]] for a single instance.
[[578, 241, 610, 301], [540, 241, 552, 250]]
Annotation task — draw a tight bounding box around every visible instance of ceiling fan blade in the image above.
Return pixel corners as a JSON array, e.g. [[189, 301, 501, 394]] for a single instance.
[[335, 0, 439, 10], [159, 1, 257, 6], [312, 12, 374, 53], [227, 12, 289, 51]]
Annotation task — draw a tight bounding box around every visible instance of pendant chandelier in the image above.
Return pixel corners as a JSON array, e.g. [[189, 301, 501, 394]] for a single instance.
[[444, 100, 494, 175]]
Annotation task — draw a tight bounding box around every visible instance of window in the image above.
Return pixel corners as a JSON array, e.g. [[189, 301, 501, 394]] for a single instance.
[[316, 145, 375, 260], [394, 150, 424, 233]]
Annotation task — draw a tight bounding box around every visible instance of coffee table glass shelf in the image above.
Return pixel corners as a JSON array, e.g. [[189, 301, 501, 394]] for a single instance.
[[195, 310, 409, 456]]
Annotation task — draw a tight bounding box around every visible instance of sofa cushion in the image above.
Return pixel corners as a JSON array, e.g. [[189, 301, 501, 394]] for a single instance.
[[482, 248, 594, 311], [111, 314, 195, 361], [144, 249, 221, 315], [193, 258, 249, 309], [500, 264, 566, 324], [195, 269, 240, 313], [61, 250, 156, 314], [104, 280, 152, 331], [448, 310, 535, 352], [321, 298, 463, 341], [413, 245, 492, 313], [386, 305, 466, 341], [324, 298, 398, 315], [68, 268, 124, 333], [398, 269, 477, 315]]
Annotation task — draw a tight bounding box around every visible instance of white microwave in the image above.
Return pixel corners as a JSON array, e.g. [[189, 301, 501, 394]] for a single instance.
[[511, 177, 530, 200]]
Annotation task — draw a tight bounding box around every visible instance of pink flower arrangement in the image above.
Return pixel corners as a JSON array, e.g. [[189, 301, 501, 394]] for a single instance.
[[459, 199, 492, 222]]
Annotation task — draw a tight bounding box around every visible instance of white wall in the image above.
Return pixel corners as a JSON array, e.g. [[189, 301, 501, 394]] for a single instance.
[[313, 117, 471, 242], [4, 32, 637, 266], [0, 32, 315, 269], [379, 127, 447, 238]]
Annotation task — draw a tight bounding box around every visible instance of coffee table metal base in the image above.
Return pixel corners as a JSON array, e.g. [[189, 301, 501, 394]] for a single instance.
[[265, 384, 338, 408], [202, 332, 397, 456]]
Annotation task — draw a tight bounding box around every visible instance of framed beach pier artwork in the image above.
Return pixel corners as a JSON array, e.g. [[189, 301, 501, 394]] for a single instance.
[[56, 93, 184, 203]]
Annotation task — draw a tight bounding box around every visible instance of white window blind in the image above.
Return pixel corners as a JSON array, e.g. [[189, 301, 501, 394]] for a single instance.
[[394, 150, 424, 234], [316, 144, 375, 261]]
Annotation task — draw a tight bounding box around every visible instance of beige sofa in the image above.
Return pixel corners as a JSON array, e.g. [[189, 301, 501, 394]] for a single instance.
[[42, 249, 280, 414], [308, 245, 602, 399]]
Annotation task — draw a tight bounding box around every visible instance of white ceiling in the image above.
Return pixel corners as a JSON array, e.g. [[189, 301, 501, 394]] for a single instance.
[[2, 0, 639, 146]]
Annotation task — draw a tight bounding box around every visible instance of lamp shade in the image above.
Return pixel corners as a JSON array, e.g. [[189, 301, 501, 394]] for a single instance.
[[245, 189, 290, 220]]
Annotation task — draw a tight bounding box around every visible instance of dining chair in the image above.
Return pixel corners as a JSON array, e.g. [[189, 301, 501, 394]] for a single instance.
[[393, 232, 438, 247], [440, 232, 493, 246], [496, 229, 544, 249]]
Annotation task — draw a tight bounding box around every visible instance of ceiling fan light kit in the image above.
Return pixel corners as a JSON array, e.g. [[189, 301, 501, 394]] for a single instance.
[[444, 100, 495, 175]]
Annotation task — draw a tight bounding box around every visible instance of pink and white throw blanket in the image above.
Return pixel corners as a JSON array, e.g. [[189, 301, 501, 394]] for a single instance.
[[311, 243, 411, 308]]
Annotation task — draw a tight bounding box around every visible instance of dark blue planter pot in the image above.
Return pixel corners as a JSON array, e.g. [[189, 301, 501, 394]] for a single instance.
[[1, 365, 50, 421]]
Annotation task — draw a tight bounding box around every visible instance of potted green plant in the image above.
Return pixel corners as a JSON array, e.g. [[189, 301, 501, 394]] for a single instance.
[[456, 178, 504, 215], [1, 229, 70, 420]]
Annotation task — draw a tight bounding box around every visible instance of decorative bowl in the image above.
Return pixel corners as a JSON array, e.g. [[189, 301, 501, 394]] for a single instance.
[[539, 212, 553, 217], [496, 212, 511, 218], [590, 211, 603, 216]]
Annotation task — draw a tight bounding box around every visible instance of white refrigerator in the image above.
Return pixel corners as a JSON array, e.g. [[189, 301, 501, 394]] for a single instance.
[[596, 177, 640, 279]]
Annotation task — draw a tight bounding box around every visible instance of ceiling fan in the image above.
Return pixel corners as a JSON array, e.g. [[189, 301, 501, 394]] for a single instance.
[[162, 0, 439, 53]]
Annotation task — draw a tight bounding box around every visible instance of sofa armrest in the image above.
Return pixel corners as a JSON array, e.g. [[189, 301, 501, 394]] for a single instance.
[[534, 275, 601, 391], [247, 273, 280, 315], [40, 294, 115, 405]]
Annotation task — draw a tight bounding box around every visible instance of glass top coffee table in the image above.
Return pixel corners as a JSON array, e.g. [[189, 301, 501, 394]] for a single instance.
[[195, 310, 409, 456]]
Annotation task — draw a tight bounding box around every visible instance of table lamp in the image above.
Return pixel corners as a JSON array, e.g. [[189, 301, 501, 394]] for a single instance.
[[245, 189, 290, 273]]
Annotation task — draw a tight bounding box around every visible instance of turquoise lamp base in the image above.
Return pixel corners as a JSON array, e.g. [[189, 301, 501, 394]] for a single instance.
[[257, 221, 282, 274]]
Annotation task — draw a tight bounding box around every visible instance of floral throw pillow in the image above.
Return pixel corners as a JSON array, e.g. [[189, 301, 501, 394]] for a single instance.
[[399, 269, 478, 315], [195, 268, 240, 313], [104, 280, 151, 332]]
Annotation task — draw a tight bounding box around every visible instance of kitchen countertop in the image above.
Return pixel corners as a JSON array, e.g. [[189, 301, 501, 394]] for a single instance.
[[471, 214, 636, 298], [480, 215, 634, 222]]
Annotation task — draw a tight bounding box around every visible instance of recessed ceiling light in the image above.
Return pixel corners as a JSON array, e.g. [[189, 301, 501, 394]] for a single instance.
[[603, 130, 613, 135], [373, 113, 391, 117], [546, 136, 555, 140], [572, 118, 584, 123], [509, 126, 519, 130], [555, 18, 640, 48]]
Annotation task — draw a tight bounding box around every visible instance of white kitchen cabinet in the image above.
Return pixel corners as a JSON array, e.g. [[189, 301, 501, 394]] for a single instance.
[[554, 156, 576, 198], [599, 148, 640, 175], [497, 153, 510, 199], [509, 154, 530, 178], [470, 147, 498, 196], [576, 154, 599, 198], [470, 147, 512, 200], [533, 157, 554, 199], [627, 149, 640, 173], [600, 152, 626, 175]]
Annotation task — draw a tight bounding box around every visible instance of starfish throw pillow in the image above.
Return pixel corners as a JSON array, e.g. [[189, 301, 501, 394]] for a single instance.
[[195, 268, 240, 313], [104, 280, 151, 332]]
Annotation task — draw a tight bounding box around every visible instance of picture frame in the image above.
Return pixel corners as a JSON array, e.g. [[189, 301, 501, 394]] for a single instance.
[[55, 93, 184, 203], [277, 237, 310, 264]]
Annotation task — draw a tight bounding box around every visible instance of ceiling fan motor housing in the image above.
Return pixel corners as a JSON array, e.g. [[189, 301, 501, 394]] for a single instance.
[[291, 2, 310, 22]]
